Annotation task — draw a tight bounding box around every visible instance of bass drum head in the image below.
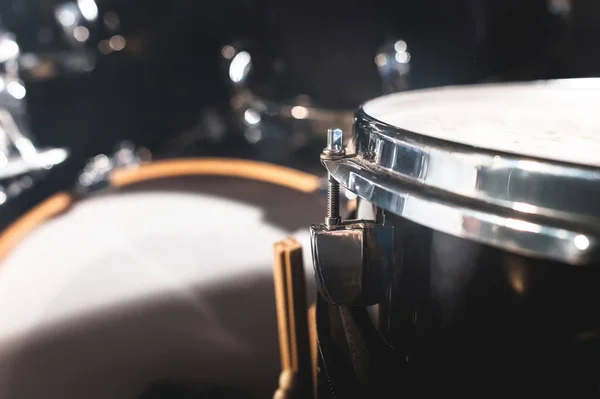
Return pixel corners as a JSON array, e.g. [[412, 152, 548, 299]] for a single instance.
[[0, 170, 323, 399]]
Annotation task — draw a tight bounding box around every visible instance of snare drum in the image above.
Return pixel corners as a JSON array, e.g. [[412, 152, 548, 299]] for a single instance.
[[0, 157, 324, 399], [310, 79, 600, 398]]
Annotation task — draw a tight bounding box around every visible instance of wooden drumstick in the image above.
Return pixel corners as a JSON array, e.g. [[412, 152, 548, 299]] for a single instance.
[[308, 303, 317, 399], [273, 238, 314, 399]]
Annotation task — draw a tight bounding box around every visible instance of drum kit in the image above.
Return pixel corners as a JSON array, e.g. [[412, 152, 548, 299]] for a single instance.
[[0, 1, 599, 399]]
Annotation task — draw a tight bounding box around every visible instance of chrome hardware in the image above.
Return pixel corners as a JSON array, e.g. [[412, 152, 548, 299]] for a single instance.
[[310, 220, 394, 306], [0, 31, 20, 79], [221, 38, 414, 151], [77, 153, 114, 193], [321, 81, 600, 265], [54, 0, 98, 48], [310, 128, 394, 306], [324, 177, 341, 229], [10, 1, 100, 81], [0, 89, 69, 181], [322, 128, 345, 160], [112, 140, 143, 168], [0, 175, 34, 206], [76, 141, 148, 194], [316, 176, 356, 220], [0, 27, 69, 182], [375, 39, 411, 94], [322, 128, 345, 228], [547, 0, 572, 19], [220, 43, 354, 149]]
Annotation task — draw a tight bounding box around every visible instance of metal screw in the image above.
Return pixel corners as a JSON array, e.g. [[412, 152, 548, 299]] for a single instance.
[[324, 128, 344, 156], [322, 128, 344, 228], [325, 176, 341, 227]]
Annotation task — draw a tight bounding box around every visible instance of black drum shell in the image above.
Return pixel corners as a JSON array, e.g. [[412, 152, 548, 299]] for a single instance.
[[366, 210, 600, 397], [316, 206, 600, 398]]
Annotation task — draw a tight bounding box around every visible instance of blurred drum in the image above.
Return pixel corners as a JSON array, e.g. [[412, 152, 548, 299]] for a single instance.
[[310, 78, 600, 398], [0, 157, 324, 399]]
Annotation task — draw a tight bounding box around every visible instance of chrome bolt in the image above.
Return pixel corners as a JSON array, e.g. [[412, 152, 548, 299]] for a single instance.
[[323, 127, 344, 157], [325, 176, 341, 228], [322, 128, 345, 228]]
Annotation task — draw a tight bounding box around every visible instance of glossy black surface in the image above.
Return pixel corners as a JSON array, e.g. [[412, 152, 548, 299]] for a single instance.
[[316, 210, 600, 398], [370, 212, 600, 397], [311, 219, 394, 306]]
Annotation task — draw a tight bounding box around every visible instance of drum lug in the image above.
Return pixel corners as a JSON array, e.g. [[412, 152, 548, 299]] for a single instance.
[[310, 219, 394, 306], [310, 128, 394, 306]]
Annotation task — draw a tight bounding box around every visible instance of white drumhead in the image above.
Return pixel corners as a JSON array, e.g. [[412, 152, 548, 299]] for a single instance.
[[363, 79, 600, 167], [0, 175, 323, 399]]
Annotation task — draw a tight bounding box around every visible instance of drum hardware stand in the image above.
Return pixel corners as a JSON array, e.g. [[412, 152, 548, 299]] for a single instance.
[[0, 28, 69, 198], [220, 43, 354, 149], [310, 128, 394, 306], [375, 39, 411, 94], [16, 1, 100, 81], [75, 141, 150, 195]]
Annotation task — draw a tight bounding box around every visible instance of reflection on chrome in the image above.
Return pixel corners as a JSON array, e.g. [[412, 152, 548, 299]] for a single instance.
[[0, 29, 69, 183], [344, 188, 357, 200], [6, 81, 25, 100], [229, 51, 252, 84], [243, 109, 261, 126], [8, 0, 103, 79], [321, 97, 600, 265], [76, 142, 146, 194], [574, 234, 590, 251], [98, 40, 111, 54], [56, 8, 77, 27], [290, 106, 309, 119], [103, 12, 120, 31], [109, 35, 126, 51], [374, 54, 387, 67], [244, 127, 263, 144], [0, 33, 19, 64], [395, 51, 410, 64], [356, 108, 600, 227], [512, 202, 538, 214], [310, 220, 394, 306], [326, 156, 598, 265], [394, 40, 407, 53], [220, 42, 354, 148], [505, 255, 528, 295], [77, 0, 99, 21], [504, 218, 541, 234], [221, 45, 236, 60], [547, 0, 572, 17], [53, 2, 96, 46], [73, 26, 90, 42], [375, 39, 411, 94]]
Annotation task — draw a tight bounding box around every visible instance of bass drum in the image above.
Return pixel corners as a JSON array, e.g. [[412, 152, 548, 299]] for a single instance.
[[0, 158, 324, 399]]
